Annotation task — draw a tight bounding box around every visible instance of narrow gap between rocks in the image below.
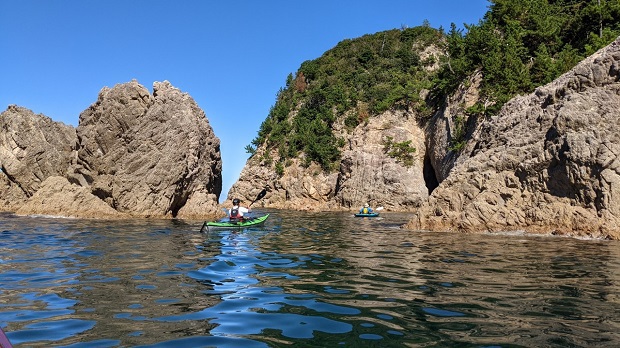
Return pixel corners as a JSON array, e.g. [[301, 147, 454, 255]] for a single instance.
[[423, 154, 439, 195]]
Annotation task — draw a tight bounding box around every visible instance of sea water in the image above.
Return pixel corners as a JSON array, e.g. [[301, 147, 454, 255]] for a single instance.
[[0, 210, 618, 347]]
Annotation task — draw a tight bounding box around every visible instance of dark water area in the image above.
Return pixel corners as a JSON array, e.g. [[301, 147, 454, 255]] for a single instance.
[[0, 210, 619, 347]]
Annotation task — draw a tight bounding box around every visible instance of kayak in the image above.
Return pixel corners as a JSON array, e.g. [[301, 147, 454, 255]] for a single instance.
[[355, 212, 379, 217], [203, 214, 270, 229]]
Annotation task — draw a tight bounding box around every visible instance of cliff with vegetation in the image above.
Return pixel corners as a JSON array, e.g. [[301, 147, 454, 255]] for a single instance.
[[406, 37, 620, 239], [230, 0, 620, 238], [228, 26, 443, 210]]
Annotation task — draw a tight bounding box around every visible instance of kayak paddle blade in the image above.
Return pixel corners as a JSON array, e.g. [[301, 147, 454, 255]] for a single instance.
[[251, 188, 268, 205]]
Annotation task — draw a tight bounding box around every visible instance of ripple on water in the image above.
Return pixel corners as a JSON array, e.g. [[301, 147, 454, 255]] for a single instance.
[[7, 319, 96, 345], [0, 212, 619, 347]]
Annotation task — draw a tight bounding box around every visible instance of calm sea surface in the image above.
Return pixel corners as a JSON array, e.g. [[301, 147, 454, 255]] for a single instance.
[[0, 210, 619, 347]]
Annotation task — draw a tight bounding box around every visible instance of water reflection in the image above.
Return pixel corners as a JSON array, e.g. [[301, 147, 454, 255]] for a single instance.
[[182, 225, 356, 344], [0, 211, 619, 347]]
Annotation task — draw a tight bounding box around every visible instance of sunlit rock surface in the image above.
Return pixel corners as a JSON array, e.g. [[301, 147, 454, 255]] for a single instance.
[[405, 37, 620, 239], [1, 81, 222, 219]]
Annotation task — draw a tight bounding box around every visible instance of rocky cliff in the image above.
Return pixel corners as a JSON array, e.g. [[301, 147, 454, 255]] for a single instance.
[[405, 36, 620, 239], [228, 109, 433, 211], [0, 80, 222, 219], [229, 31, 620, 239], [228, 29, 444, 212]]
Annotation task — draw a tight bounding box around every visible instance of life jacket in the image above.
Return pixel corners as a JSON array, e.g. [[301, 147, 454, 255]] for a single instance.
[[229, 206, 243, 220], [362, 207, 370, 214]]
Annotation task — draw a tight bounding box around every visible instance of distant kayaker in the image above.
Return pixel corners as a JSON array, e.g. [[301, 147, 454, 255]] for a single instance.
[[359, 203, 373, 214], [229, 198, 251, 220]]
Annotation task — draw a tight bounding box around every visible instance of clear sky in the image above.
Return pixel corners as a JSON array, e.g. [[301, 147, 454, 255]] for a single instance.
[[0, 0, 490, 201]]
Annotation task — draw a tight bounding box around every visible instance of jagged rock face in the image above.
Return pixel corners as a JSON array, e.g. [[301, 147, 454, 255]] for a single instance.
[[0, 171, 27, 211], [228, 110, 431, 211], [405, 37, 620, 239], [334, 110, 429, 210], [0, 105, 77, 207], [0, 80, 222, 219], [71, 80, 222, 218], [229, 154, 339, 211]]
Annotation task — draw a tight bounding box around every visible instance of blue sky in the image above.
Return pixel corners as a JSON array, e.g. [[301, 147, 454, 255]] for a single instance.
[[0, 1, 490, 201]]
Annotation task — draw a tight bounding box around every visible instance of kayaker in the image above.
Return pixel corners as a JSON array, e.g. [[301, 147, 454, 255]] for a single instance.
[[359, 203, 373, 214], [229, 198, 251, 220]]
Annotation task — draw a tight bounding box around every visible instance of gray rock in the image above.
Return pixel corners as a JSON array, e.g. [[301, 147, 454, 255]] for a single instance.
[[405, 36, 620, 239], [0, 169, 27, 211], [70, 80, 222, 218], [15, 176, 124, 218], [228, 110, 430, 211], [0, 105, 77, 206], [1, 80, 222, 219], [426, 70, 483, 182], [333, 110, 429, 210]]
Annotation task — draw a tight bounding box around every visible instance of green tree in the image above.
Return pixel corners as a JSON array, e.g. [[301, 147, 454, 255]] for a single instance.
[[531, 44, 557, 85]]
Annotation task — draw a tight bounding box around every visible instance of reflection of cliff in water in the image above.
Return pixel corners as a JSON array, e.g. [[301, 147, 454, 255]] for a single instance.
[[252, 211, 620, 345], [2, 211, 620, 346], [254, 210, 424, 301], [395, 232, 620, 346]]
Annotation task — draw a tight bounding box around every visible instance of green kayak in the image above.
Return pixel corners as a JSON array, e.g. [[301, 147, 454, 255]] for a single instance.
[[202, 214, 270, 230]]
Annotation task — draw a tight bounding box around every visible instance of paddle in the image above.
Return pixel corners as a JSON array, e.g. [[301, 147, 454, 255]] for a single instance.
[[249, 188, 268, 207]]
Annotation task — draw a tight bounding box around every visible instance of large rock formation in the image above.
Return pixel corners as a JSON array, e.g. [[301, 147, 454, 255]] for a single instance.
[[405, 37, 620, 239], [70, 80, 222, 218], [426, 70, 483, 183], [228, 110, 432, 211], [0, 81, 223, 219], [230, 154, 340, 211]]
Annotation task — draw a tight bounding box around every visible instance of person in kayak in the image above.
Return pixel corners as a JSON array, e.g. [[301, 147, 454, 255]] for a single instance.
[[229, 198, 251, 220], [359, 203, 374, 214]]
